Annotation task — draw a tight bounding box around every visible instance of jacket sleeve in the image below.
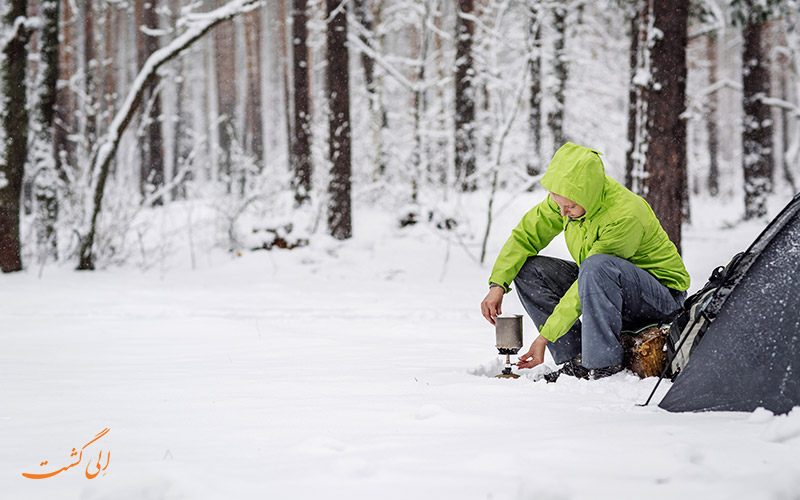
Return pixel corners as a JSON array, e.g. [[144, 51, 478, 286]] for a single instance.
[[537, 216, 645, 343], [488, 196, 563, 292]]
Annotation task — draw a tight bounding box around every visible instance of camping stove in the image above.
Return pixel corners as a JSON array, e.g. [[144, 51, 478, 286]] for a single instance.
[[495, 315, 523, 379]]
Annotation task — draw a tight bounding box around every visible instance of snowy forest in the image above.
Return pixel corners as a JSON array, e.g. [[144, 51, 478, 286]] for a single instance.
[[5, 2, 800, 497], [1, 0, 800, 272]]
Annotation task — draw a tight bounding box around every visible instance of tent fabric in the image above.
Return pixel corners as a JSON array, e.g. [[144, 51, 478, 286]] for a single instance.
[[659, 193, 800, 414]]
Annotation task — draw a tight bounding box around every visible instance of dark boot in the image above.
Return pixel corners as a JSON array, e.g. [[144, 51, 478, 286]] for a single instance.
[[544, 355, 623, 383], [589, 365, 624, 379], [544, 356, 590, 382]]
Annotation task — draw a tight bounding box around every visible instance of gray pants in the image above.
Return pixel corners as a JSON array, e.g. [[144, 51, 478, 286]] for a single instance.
[[513, 254, 686, 369]]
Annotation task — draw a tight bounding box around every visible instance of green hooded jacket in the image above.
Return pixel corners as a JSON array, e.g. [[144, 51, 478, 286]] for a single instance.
[[489, 142, 691, 343]]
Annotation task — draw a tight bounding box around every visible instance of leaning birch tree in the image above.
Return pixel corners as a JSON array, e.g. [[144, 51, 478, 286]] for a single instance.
[[76, 0, 264, 270]]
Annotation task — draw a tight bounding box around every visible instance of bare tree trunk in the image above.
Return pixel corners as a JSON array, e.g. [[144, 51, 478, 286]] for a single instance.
[[32, 0, 62, 262], [643, 0, 688, 253], [706, 33, 720, 197], [625, 0, 640, 190], [102, 1, 118, 130], [291, 0, 313, 206], [168, 0, 187, 200], [54, 0, 76, 179], [326, 0, 352, 240], [527, 2, 543, 177], [83, 0, 98, 151], [626, 0, 649, 195], [548, 2, 567, 152], [135, 0, 165, 202], [741, 11, 773, 219], [354, 0, 388, 177], [214, 0, 237, 185], [353, 0, 376, 101], [431, 1, 448, 187], [21, 0, 39, 218], [455, 0, 476, 191], [276, 0, 293, 173], [0, 0, 31, 272], [244, 10, 264, 170], [410, 1, 431, 202], [778, 47, 796, 192]]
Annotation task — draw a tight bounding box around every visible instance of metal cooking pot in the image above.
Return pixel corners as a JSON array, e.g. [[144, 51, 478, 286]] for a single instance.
[[495, 315, 523, 355]]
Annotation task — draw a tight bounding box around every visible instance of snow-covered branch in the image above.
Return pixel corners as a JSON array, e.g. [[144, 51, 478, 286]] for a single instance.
[[346, 31, 417, 92], [0, 16, 40, 52], [700, 78, 742, 96], [761, 96, 799, 113]]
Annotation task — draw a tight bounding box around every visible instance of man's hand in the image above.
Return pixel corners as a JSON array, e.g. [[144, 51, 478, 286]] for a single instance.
[[517, 335, 548, 369], [480, 287, 504, 325]]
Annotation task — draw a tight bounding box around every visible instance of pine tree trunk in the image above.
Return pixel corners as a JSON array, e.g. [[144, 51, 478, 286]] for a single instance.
[[643, 0, 688, 253], [527, 3, 543, 177], [54, 0, 75, 179], [354, 0, 388, 178], [291, 0, 313, 206], [626, 0, 650, 195], [244, 10, 264, 170], [214, 0, 237, 184], [410, 1, 430, 202], [454, 0, 476, 191], [431, 4, 448, 186], [778, 52, 796, 192], [0, 0, 30, 272], [33, 0, 62, 262], [135, 0, 165, 202], [741, 15, 774, 220], [168, 0, 187, 200], [625, 1, 640, 190], [275, 0, 293, 173], [548, 2, 567, 152], [102, 1, 117, 130], [354, 0, 376, 101], [83, 0, 98, 150], [326, 0, 352, 240], [706, 33, 720, 197]]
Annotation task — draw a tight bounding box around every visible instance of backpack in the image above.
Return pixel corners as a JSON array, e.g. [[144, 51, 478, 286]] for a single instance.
[[640, 251, 744, 406], [665, 251, 744, 378]]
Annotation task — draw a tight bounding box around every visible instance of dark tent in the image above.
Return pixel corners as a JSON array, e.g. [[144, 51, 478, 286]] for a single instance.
[[659, 193, 800, 414]]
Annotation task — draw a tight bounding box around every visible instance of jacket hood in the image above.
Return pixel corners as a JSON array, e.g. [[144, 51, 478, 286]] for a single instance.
[[540, 142, 605, 217]]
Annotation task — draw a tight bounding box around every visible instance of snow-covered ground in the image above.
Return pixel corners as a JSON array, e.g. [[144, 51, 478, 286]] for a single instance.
[[2, 190, 800, 500]]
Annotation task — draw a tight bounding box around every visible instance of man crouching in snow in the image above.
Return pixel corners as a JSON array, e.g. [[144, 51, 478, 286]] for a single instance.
[[480, 143, 690, 381]]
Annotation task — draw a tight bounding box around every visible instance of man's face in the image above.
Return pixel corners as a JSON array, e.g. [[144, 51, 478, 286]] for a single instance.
[[550, 192, 586, 218]]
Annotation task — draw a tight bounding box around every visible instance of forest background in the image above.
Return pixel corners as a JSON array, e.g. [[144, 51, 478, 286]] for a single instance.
[[1, 0, 800, 273]]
